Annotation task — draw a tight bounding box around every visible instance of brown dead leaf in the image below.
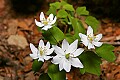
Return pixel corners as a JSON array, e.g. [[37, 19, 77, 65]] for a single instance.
[[0, 76, 4, 80], [17, 30, 25, 37], [66, 73, 73, 80], [18, 21, 33, 31], [24, 56, 33, 65], [7, 35, 28, 49], [115, 28, 120, 35], [25, 71, 36, 80], [17, 56, 24, 64], [33, 24, 40, 35], [0, 0, 5, 17], [7, 19, 18, 35], [24, 62, 32, 72], [24, 18, 34, 26], [105, 27, 113, 33]]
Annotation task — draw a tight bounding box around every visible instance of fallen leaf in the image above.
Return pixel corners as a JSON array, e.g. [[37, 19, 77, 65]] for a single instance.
[[105, 27, 113, 33], [24, 56, 33, 65], [0, 76, 4, 80], [115, 28, 120, 35], [18, 21, 33, 31], [7, 35, 28, 49], [24, 62, 32, 72], [0, 0, 5, 17], [17, 30, 25, 37], [7, 19, 18, 35]]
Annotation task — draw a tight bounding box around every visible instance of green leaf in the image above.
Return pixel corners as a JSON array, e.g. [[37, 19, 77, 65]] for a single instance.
[[32, 60, 43, 72], [96, 44, 116, 62], [80, 68, 85, 74], [57, 10, 68, 18], [85, 16, 99, 33], [39, 73, 51, 80], [61, 1, 68, 6], [50, 2, 61, 9], [47, 6, 57, 15], [68, 15, 85, 39], [43, 27, 65, 45], [63, 4, 75, 11], [76, 7, 89, 15], [48, 64, 66, 80], [79, 51, 101, 76], [65, 33, 76, 43]]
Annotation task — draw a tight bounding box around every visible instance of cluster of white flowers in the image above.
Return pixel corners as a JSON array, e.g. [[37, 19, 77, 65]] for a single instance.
[[30, 12, 103, 72]]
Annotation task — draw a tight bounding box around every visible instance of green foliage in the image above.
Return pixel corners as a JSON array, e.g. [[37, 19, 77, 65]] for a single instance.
[[76, 7, 89, 16], [43, 27, 65, 45], [50, 2, 61, 9], [65, 33, 76, 43], [63, 4, 75, 11], [32, 60, 43, 72], [47, 6, 57, 15], [79, 51, 101, 76], [39, 73, 51, 80], [48, 64, 66, 80], [85, 16, 99, 33], [96, 44, 116, 62], [57, 10, 68, 18], [68, 15, 85, 39]]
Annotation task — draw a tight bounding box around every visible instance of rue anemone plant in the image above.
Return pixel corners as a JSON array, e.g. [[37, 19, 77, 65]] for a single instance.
[[29, 1, 116, 80]]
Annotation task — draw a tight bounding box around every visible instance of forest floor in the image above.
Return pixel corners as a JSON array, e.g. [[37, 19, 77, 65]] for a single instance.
[[0, 0, 120, 80]]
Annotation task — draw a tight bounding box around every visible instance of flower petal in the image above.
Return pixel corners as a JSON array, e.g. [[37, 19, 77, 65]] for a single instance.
[[93, 42, 103, 47], [46, 41, 50, 49], [35, 19, 44, 27], [66, 39, 78, 53], [52, 55, 62, 64], [46, 48, 54, 55], [63, 59, 71, 72], [62, 39, 69, 51], [88, 43, 95, 49], [70, 58, 83, 68], [87, 26, 93, 37], [95, 34, 102, 41], [30, 43, 38, 54], [30, 53, 38, 59], [50, 16, 57, 25], [40, 12, 46, 21], [42, 25, 52, 30], [47, 14, 53, 21], [38, 57, 44, 62], [44, 56, 51, 60], [79, 33, 88, 46], [39, 40, 44, 48], [73, 48, 84, 57], [59, 58, 64, 71], [54, 45, 65, 55]]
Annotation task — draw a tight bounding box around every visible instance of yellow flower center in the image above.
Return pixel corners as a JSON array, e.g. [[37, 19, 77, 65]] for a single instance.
[[43, 21, 48, 25], [65, 53, 70, 59], [40, 50, 44, 55], [87, 34, 96, 43], [39, 47, 47, 56]]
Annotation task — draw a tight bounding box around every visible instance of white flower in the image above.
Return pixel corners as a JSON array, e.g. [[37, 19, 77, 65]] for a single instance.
[[30, 40, 54, 62], [79, 26, 103, 49], [52, 39, 84, 72], [35, 12, 57, 30]]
